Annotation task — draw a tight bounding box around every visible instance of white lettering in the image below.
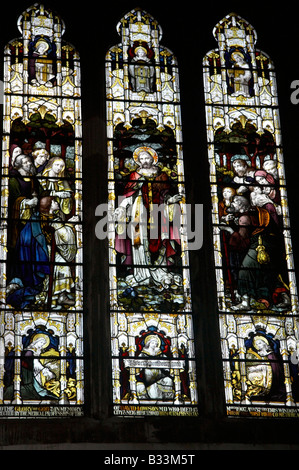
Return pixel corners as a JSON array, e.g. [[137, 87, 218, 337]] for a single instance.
[[104, 454, 139, 467], [290, 80, 299, 104]]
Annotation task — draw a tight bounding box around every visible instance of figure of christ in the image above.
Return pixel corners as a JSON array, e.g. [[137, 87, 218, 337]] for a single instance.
[[115, 146, 182, 291]]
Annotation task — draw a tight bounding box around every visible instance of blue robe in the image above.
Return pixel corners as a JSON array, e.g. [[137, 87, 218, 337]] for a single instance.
[[7, 213, 50, 308]]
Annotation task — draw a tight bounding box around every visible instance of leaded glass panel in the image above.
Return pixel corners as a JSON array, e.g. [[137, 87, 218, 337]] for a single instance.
[[105, 8, 198, 417], [203, 13, 299, 417]]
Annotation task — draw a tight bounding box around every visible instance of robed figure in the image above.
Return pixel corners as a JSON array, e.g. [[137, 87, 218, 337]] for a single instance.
[[115, 146, 182, 291]]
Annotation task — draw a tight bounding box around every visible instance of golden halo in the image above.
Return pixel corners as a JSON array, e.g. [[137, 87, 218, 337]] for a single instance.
[[144, 334, 161, 348], [133, 146, 158, 163], [134, 45, 148, 54], [31, 333, 50, 349], [35, 39, 50, 52]]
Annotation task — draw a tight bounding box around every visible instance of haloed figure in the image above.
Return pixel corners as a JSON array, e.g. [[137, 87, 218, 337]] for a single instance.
[[41, 157, 73, 218], [136, 335, 174, 401]]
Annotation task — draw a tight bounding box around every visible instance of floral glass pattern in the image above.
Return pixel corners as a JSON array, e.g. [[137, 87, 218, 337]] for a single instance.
[[105, 8, 198, 416], [203, 13, 299, 417], [0, 4, 84, 417]]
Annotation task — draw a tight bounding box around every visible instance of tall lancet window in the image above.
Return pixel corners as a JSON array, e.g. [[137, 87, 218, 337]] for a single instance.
[[203, 13, 299, 417], [1, 4, 84, 417], [105, 8, 198, 417]]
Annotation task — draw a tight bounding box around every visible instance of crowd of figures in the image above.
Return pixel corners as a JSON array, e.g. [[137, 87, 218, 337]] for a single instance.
[[217, 154, 291, 312], [5, 142, 79, 310], [218, 154, 297, 404]]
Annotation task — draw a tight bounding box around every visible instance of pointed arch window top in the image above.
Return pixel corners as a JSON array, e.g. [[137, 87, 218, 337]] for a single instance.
[[116, 8, 163, 42], [213, 12, 257, 47], [17, 3, 66, 37]]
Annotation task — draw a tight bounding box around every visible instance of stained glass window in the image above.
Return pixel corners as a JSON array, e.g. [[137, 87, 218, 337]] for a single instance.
[[203, 13, 299, 417], [104, 8, 198, 417], [0, 4, 84, 417]]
